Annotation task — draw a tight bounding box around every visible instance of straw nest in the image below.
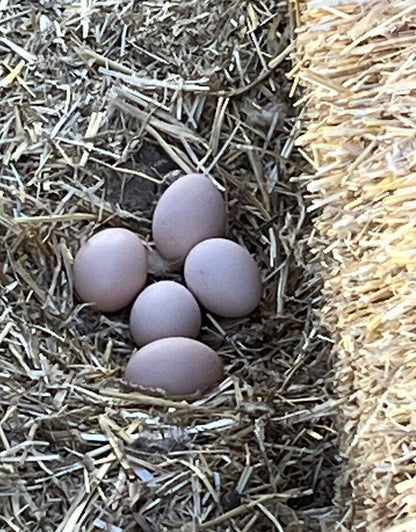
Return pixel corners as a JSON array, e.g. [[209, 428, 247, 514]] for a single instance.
[[1, 2, 337, 531], [294, 1, 416, 530]]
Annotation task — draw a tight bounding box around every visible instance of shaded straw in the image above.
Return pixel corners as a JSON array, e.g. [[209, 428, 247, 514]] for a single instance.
[[293, 0, 416, 530]]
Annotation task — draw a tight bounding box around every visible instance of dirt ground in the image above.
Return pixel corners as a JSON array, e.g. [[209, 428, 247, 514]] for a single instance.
[[1, 1, 338, 531]]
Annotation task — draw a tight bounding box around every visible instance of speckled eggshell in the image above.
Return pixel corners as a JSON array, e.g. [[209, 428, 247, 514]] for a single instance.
[[184, 238, 261, 318], [152, 173, 226, 265], [129, 281, 201, 347], [73, 228, 147, 312], [125, 337, 224, 397]]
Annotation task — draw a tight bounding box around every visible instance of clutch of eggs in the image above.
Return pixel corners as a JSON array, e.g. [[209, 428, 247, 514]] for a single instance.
[[71, 173, 262, 399]]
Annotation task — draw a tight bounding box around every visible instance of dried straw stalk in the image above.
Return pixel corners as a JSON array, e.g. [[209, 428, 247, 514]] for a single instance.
[[293, 0, 416, 530]]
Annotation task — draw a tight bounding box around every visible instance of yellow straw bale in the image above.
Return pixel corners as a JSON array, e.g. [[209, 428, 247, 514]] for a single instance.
[[294, 0, 416, 530]]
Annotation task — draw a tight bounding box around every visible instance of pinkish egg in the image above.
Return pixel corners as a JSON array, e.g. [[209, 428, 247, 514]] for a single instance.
[[73, 228, 147, 312], [152, 173, 226, 266], [184, 238, 261, 318], [125, 337, 224, 397], [129, 281, 201, 347]]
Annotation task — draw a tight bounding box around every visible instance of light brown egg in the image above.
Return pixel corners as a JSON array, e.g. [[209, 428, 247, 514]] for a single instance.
[[73, 228, 147, 312], [152, 173, 226, 266], [129, 281, 201, 347], [184, 238, 261, 318], [125, 337, 224, 397]]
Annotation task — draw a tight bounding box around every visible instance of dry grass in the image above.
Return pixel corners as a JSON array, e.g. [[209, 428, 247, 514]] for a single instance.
[[293, 0, 416, 530], [1, 1, 337, 531]]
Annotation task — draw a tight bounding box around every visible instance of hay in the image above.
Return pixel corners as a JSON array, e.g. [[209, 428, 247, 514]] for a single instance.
[[1, 1, 336, 531], [293, 0, 416, 530]]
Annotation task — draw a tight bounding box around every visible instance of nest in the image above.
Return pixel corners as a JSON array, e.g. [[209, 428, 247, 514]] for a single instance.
[[1, 1, 337, 531], [294, 0, 416, 530]]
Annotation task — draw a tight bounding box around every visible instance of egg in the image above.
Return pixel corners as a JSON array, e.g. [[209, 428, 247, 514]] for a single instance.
[[184, 238, 261, 318], [152, 173, 227, 265], [73, 227, 147, 312], [125, 337, 224, 397], [129, 281, 201, 347]]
